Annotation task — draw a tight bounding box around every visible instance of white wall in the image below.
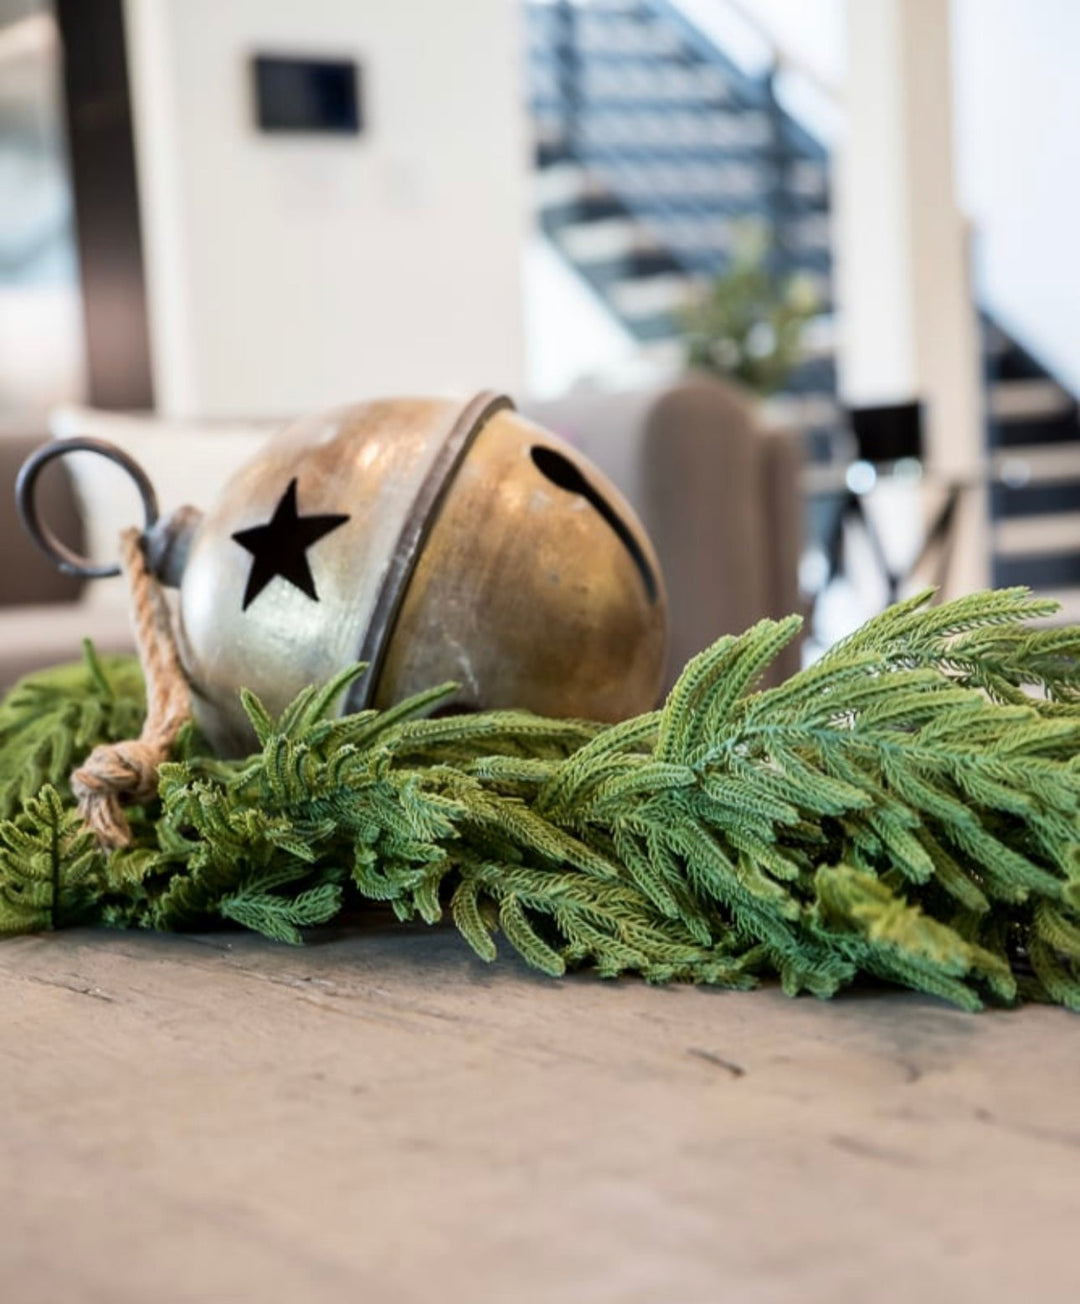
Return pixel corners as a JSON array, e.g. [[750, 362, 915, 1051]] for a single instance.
[[124, 0, 529, 418], [522, 233, 641, 398], [951, 0, 1080, 394], [731, 0, 845, 89]]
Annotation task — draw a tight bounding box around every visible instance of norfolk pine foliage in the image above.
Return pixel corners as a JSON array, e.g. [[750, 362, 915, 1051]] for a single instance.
[[2, 589, 1080, 1011]]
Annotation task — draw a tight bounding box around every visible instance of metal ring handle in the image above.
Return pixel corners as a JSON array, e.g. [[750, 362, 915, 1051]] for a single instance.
[[15, 436, 159, 579]]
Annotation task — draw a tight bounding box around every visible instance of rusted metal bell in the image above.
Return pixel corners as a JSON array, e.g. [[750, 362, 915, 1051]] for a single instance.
[[178, 392, 667, 754]]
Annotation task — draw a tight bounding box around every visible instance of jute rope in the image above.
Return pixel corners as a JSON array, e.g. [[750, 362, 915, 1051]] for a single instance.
[[72, 527, 192, 849]]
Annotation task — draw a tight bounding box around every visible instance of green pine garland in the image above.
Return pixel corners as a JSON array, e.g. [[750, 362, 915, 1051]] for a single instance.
[[2, 589, 1080, 1010]]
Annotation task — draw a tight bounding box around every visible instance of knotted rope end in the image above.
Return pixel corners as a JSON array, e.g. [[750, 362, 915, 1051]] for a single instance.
[[74, 528, 192, 851]]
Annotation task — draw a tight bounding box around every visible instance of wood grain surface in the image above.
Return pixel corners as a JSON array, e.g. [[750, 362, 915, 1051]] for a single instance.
[[1, 923, 1077, 1303]]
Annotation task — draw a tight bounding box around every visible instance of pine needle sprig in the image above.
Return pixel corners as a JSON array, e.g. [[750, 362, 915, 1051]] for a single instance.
[[0, 641, 146, 819], [0, 787, 103, 934], [1, 589, 1080, 1009]]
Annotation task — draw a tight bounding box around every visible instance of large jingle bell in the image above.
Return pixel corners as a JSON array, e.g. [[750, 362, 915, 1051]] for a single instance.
[[20, 393, 667, 754]]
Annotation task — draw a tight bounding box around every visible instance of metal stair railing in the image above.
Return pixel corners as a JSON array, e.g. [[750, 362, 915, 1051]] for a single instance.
[[527, 0, 832, 288]]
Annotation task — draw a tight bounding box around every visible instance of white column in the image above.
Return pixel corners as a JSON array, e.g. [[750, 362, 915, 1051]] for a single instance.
[[834, 0, 988, 593]]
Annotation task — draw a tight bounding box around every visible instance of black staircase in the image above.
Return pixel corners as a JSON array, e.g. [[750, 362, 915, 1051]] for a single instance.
[[527, 1, 832, 336], [984, 319, 1080, 606], [525, 0, 1080, 613]]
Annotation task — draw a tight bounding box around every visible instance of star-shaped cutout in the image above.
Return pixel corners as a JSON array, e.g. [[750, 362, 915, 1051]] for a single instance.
[[231, 478, 349, 611]]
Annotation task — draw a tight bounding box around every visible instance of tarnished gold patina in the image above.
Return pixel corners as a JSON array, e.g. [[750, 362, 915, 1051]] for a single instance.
[[376, 405, 666, 719]]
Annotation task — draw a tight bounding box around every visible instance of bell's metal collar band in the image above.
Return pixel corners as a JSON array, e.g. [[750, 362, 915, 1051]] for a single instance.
[[348, 389, 514, 711], [15, 436, 160, 579]]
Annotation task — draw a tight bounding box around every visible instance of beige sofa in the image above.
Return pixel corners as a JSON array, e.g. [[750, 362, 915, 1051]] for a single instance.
[[0, 374, 803, 694]]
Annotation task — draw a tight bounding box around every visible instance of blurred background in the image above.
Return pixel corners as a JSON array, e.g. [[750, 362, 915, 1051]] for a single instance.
[[1, 0, 1078, 683]]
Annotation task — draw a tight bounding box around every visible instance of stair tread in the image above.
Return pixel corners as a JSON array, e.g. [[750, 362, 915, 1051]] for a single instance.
[[989, 378, 1076, 421]]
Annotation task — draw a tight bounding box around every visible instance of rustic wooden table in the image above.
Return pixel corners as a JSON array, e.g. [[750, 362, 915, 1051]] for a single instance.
[[1, 923, 1077, 1303]]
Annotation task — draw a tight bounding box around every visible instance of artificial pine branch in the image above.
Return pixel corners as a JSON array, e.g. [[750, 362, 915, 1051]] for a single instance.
[[1, 589, 1079, 1011], [0, 642, 146, 820]]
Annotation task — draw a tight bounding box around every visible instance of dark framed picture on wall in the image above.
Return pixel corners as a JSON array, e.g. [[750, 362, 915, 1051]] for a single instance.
[[252, 54, 363, 134]]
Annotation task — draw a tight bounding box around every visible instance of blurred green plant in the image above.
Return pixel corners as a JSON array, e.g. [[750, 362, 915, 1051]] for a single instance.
[[681, 224, 819, 396]]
